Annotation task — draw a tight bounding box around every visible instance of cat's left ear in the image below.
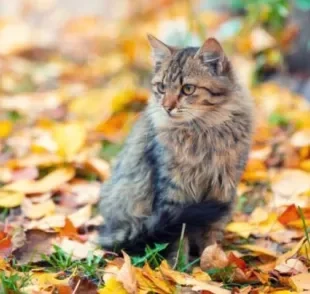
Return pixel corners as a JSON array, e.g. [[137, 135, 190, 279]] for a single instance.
[[147, 34, 174, 65], [195, 38, 227, 75]]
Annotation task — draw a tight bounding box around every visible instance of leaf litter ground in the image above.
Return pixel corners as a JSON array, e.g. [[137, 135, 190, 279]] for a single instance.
[[0, 1, 310, 293]]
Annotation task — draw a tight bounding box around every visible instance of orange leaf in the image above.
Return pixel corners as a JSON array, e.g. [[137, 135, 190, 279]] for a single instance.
[[56, 285, 73, 294], [0, 232, 12, 258], [59, 218, 83, 242], [228, 252, 247, 271], [278, 205, 299, 225]]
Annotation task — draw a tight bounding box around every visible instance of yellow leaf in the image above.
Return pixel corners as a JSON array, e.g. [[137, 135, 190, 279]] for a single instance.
[[51, 122, 86, 159], [98, 277, 128, 294], [276, 237, 306, 265], [0, 120, 12, 138], [31, 272, 69, 287], [290, 273, 310, 291], [22, 199, 56, 219], [0, 190, 24, 207], [7, 154, 63, 168], [3, 167, 75, 194], [226, 222, 253, 239], [240, 244, 278, 258], [300, 159, 310, 172], [141, 263, 174, 294], [192, 267, 211, 282]]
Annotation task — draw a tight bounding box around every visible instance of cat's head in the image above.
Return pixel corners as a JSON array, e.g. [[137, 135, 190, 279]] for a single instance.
[[147, 34, 243, 127]]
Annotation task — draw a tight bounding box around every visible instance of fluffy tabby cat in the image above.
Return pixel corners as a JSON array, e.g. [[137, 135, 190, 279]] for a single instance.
[[99, 35, 253, 261]]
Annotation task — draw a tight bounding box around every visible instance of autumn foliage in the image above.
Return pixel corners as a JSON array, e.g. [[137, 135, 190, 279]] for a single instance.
[[0, 0, 310, 293]]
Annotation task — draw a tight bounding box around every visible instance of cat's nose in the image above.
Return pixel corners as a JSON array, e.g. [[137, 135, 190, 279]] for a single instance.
[[164, 106, 174, 114]]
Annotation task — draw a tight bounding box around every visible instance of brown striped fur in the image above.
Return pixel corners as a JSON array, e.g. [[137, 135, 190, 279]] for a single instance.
[[99, 35, 253, 262]]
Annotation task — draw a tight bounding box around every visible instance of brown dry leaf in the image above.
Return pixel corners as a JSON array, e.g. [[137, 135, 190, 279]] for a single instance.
[[290, 273, 310, 291], [22, 199, 56, 219], [51, 122, 87, 159], [3, 167, 75, 194], [10, 227, 26, 251], [275, 258, 308, 275], [0, 190, 24, 207], [200, 243, 229, 270], [117, 251, 137, 294], [13, 230, 56, 264]]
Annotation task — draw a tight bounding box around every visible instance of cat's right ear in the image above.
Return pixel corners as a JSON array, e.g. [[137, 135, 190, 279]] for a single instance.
[[147, 34, 173, 65]]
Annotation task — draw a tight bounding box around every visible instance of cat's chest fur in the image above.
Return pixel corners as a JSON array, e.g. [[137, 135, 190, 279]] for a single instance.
[[149, 123, 235, 205]]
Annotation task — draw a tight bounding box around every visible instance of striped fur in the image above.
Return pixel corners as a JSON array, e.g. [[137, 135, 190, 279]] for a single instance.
[[99, 36, 253, 260]]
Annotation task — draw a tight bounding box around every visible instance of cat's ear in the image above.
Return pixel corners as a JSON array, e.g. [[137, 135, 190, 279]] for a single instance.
[[195, 38, 227, 75], [147, 34, 173, 64]]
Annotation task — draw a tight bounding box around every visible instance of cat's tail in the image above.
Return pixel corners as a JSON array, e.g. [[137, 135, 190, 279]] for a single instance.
[[122, 199, 230, 254]]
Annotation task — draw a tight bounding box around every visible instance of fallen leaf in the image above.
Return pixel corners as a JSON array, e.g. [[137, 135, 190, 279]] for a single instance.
[[22, 199, 56, 219], [240, 244, 278, 258], [271, 170, 310, 206], [228, 252, 247, 270], [51, 122, 87, 159], [69, 276, 98, 294], [59, 218, 82, 241], [290, 129, 310, 147], [0, 232, 12, 258], [85, 158, 110, 181], [68, 205, 92, 228], [226, 222, 253, 239], [13, 230, 56, 264], [3, 167, 75, 194], [31, 272, 70, 287], [55, 238, 104, 260], [276, 237, 306, 265], [0, 190, 24, 207], [98, 277, 128, 294], [290, 273, 310, 291], [200, 244, 229, 270], [275, 258, 308, 275], [0, 120, 13, 138], [278, 205, 300, 225], [117, 251, 137, 294]]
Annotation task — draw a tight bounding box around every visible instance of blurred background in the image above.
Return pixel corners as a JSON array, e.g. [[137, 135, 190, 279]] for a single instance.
[[0, 0, 310, 173]]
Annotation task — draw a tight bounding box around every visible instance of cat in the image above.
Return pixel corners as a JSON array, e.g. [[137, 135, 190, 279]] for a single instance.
[[99, 34, 253, 263]]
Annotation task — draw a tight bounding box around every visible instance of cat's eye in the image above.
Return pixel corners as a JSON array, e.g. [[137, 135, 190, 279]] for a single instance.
[[182, 84, 196, 96], [157, 83, 166, 94]]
